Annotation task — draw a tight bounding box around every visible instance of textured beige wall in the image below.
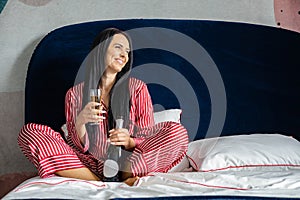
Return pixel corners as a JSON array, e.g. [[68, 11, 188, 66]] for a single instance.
[[0, 91, 35, 175], [0, 0, 276, 175]]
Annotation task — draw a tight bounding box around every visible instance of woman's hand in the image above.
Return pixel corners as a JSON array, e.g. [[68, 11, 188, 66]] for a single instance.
[[76, 102, 105, 126], [75, 102, 106, 142], [109, 128, 135, 151]]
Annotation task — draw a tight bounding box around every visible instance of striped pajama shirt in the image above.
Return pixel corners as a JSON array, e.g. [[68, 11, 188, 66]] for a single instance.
[[18, 78, 188, 179]]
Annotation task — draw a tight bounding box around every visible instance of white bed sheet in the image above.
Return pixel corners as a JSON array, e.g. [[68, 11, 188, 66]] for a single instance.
[[4, 168, 300, 199]]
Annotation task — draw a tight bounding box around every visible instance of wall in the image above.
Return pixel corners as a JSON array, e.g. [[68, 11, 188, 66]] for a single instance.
[[0, 0, 277, 175]]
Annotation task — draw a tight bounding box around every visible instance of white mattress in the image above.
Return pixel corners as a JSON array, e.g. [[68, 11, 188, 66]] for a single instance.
[[4, 168, 300, 199]]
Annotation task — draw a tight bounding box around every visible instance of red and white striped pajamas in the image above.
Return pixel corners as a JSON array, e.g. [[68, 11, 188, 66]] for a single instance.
[[18, 78, 188, 179]]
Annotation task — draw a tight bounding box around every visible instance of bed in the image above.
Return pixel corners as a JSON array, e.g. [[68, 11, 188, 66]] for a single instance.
[[4, 19, 300, 199]]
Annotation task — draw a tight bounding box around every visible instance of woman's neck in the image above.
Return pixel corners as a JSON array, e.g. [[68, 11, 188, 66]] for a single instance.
[[100, 73, 116, 93]]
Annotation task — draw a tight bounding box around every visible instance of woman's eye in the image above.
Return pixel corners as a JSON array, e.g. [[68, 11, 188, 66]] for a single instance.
[[114, 44, 129, 54]]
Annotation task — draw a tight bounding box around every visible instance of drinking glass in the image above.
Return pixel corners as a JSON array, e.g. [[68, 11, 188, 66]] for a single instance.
[[89, 88, 101, 125]]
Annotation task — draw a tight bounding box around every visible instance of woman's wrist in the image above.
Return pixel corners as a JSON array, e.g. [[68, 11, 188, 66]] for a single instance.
[[125, 137, 136, 151], [75, 120, 87, 143]]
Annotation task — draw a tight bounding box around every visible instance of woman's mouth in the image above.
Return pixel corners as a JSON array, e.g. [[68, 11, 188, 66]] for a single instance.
[[115, 58, 125, 65]]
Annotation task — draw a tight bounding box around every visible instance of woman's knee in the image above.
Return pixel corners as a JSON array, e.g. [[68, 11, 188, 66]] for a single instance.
[[163, 122, 189, 141], [18, 123, 35, 145], [18, 123, 60, 146]]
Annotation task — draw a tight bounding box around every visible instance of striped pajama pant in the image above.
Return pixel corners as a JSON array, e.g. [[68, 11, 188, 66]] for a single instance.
[[18, 122, 188, 179]]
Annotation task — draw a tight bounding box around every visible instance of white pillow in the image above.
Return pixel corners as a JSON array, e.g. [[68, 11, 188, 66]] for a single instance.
[[187, 134, 300, 171], [153, 109, 182, 124]]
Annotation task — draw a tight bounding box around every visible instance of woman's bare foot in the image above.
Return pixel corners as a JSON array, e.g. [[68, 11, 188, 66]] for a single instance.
[[124, 176, 139, 186], [121, 159, 133, 180]]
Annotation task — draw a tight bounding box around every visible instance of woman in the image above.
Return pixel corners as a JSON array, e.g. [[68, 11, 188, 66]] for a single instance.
[[18, 28, 189, 185]]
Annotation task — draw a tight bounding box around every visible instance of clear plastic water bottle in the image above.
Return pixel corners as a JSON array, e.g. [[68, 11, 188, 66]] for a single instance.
[[103, 116, 123, 182]]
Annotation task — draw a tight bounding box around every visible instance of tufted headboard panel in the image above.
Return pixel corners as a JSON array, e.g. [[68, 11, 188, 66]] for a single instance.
[[25, 19, 300, 141]]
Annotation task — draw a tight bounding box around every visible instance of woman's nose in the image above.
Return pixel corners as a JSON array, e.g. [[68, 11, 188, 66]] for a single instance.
[[119, 49, 126, 57]]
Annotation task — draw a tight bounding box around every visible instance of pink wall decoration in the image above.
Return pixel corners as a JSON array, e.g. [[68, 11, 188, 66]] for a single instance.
[[274, 0, 300, 33]]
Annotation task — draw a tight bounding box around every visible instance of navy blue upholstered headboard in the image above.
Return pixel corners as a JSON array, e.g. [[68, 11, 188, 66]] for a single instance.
[[25, 19, 300, 141]]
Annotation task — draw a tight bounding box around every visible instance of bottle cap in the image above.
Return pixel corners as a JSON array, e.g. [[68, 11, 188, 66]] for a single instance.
[[115, 117, 124, 129]]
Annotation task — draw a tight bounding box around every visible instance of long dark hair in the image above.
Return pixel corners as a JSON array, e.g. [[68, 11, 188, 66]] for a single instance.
[[82, 27, 132, 131]]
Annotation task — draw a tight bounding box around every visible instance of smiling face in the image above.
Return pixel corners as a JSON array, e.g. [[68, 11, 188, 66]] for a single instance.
[[104, 33, 130, 75]]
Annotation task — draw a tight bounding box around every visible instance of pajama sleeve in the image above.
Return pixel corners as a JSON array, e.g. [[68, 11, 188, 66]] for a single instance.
[[65, 84, 89, 153], [129, 79, 155, 147]]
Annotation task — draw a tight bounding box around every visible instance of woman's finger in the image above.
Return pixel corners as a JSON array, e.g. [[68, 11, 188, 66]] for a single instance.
[[109, 132, 130, 145]]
